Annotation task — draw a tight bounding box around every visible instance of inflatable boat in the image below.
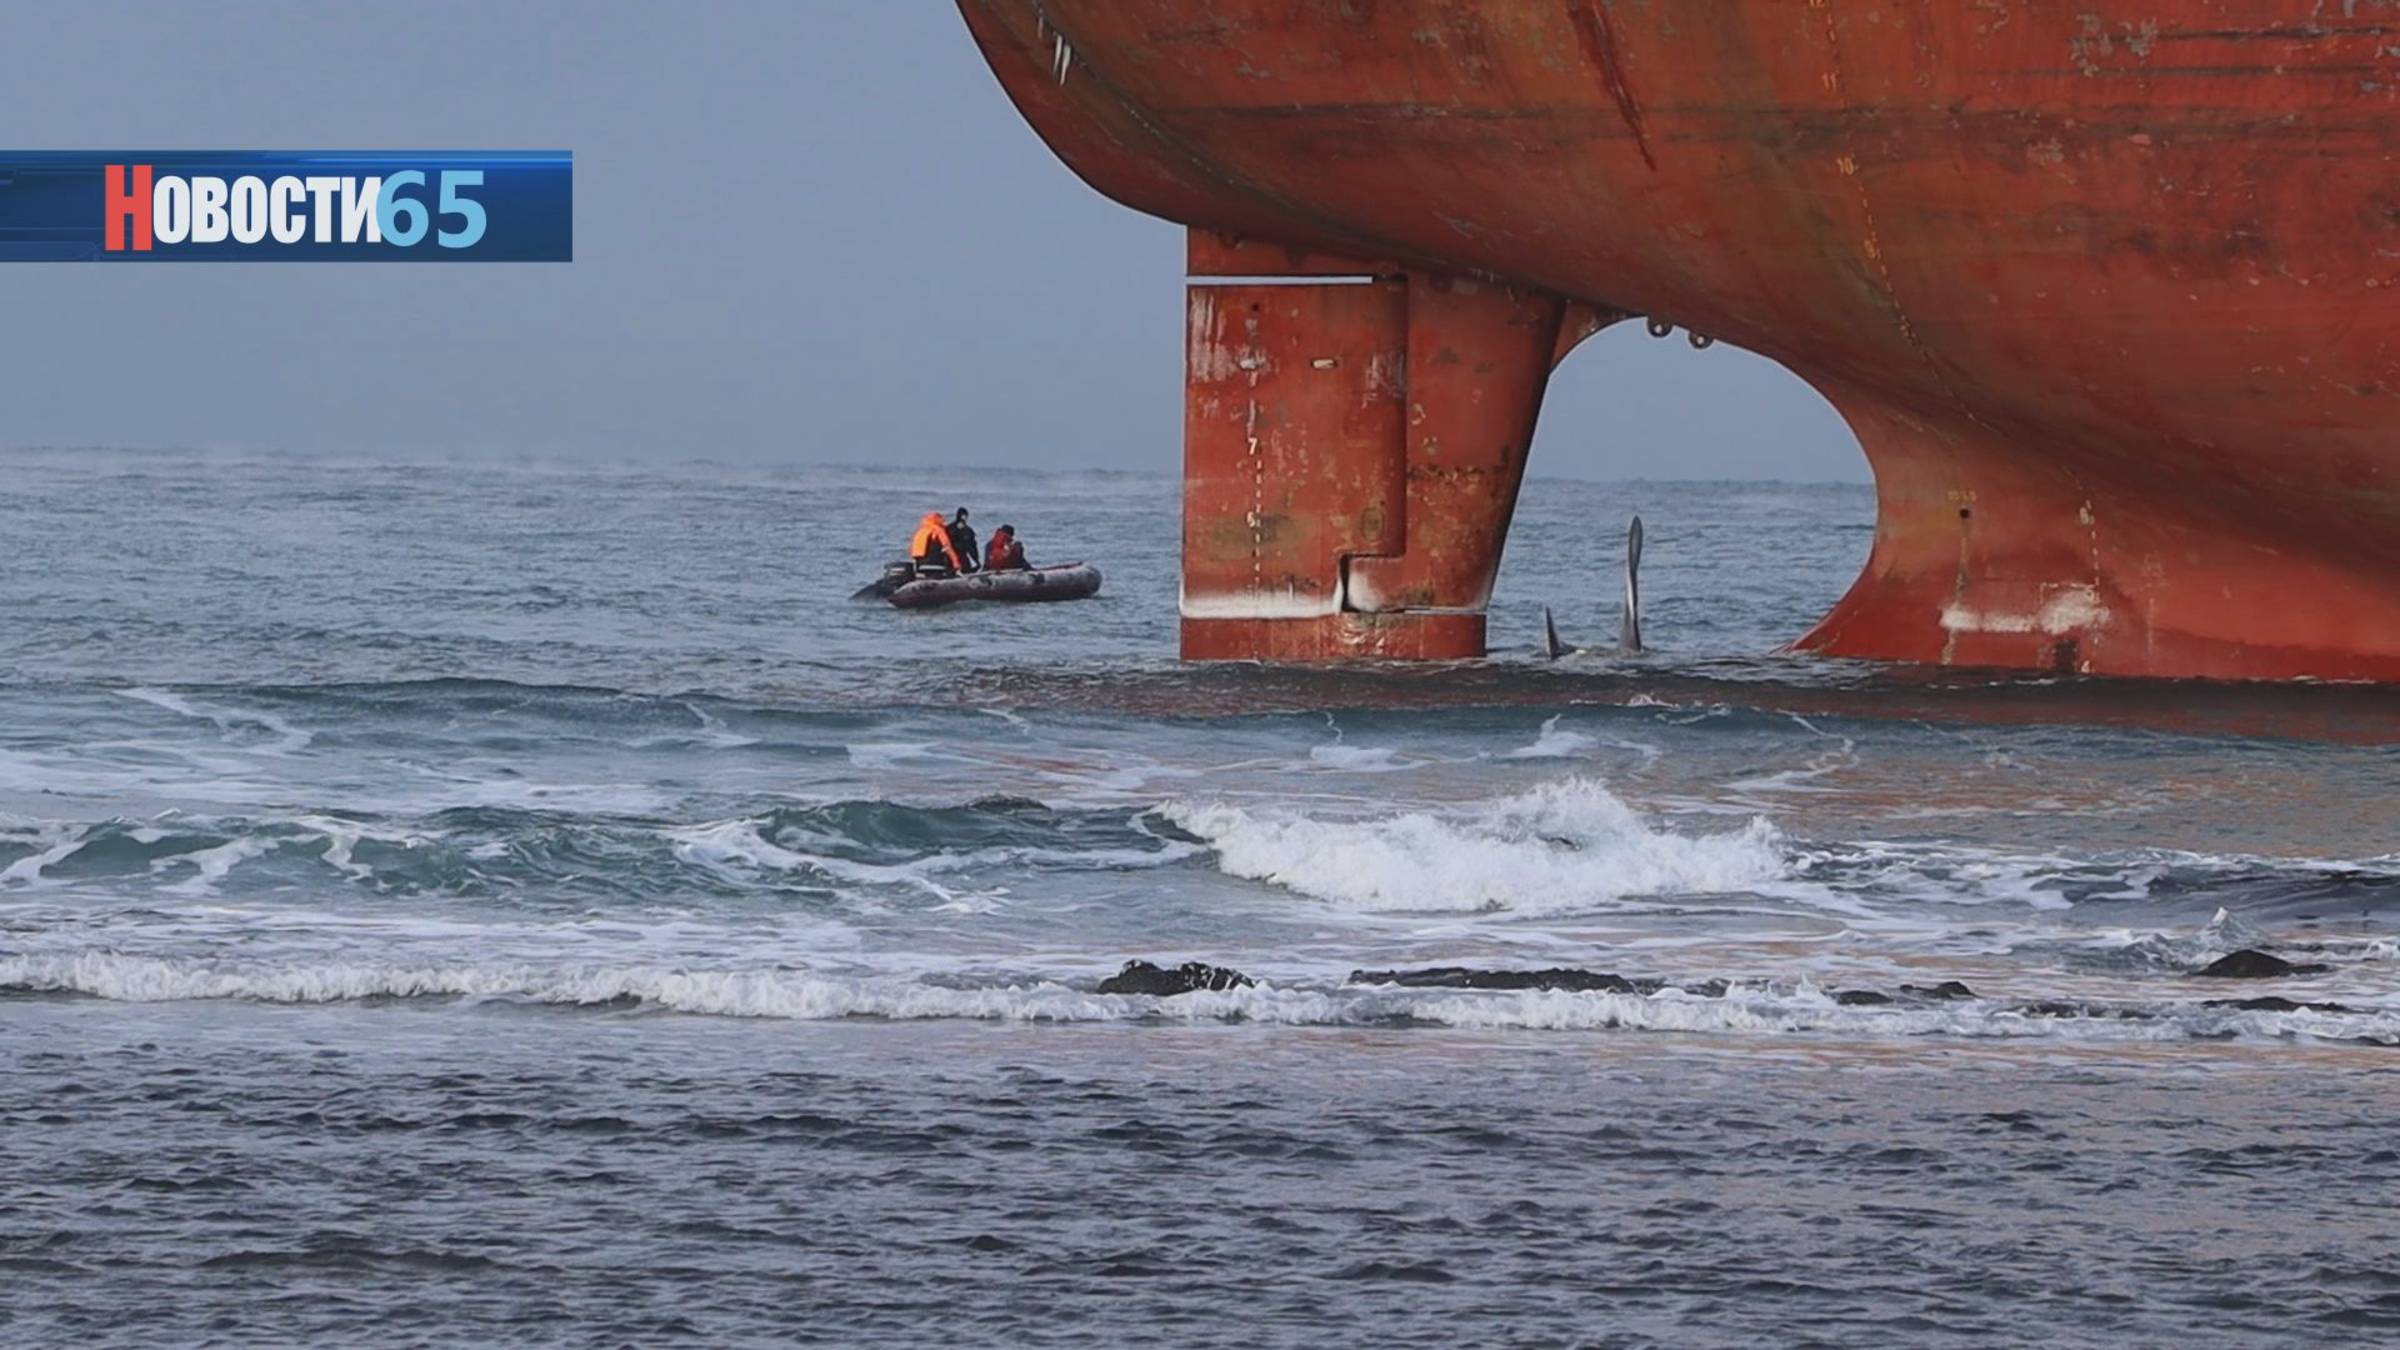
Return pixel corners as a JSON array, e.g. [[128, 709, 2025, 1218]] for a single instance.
[[856, 561, 1103, 609]]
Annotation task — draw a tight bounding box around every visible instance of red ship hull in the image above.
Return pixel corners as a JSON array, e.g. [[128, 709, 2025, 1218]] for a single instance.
[[959, 1, 2400, 680]]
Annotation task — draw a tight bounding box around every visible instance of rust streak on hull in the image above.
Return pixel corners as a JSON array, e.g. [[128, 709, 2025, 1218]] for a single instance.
[[1565, 2, 1659, 173], [958, 0, 2400, 680]]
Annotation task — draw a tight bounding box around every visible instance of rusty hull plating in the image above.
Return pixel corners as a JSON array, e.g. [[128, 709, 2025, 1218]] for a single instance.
[[958, 1, 2400, 679]]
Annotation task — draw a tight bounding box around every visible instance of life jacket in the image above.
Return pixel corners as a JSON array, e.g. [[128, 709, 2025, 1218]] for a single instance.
[[986, 532, 1025, 570], [909, 513, 963, 571]]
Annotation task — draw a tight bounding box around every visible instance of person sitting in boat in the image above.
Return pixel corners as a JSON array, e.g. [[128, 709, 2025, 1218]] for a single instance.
[[947, 507, 981, 573], [985, 524, 1028, 571], [909, 511, 965, 577]]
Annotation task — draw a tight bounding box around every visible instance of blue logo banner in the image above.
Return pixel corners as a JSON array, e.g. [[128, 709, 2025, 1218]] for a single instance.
[[0, 151, 571, 261]]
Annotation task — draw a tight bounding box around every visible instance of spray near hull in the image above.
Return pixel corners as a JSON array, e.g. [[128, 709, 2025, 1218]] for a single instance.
[[960, 1, 2400, 679]]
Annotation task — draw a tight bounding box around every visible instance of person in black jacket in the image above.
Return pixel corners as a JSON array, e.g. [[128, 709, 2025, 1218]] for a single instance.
[[948, 507, 981, 573]]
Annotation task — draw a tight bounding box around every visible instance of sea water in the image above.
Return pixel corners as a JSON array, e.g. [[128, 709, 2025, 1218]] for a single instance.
[[1, 449, 2395, 1346]]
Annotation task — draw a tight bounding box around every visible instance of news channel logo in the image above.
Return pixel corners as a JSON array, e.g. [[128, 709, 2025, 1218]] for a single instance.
[[0, 152, 571, 261]]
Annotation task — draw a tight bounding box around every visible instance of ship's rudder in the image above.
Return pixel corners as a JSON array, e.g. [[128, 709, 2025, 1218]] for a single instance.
[[1180, 230, 1603, 661]]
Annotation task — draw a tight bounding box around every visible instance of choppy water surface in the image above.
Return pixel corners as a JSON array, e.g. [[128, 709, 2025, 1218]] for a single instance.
[[2, 449, 2395, 1346]]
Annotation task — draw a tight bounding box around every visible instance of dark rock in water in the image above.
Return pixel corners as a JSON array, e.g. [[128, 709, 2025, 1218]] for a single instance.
[[1346, 967, 1646, 994], [965, 793, 1054, 815], [1834, 990, 1894, 1007], [2016, 1000, 2152, 1020], [1098, 960, 1254, 997], [2204, 995, 2354, 1014], [1330, 1260, 1457, 1284], [2216, 995, 2301, 1012], [2196, 950, 2329, 979], [1901, 981, 1978, 1001]]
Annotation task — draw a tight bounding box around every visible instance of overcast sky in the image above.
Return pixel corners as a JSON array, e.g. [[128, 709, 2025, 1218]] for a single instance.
[[0, 1, 1865, 481]]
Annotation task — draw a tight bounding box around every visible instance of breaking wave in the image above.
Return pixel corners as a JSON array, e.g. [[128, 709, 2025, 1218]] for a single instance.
[[1156, 778, 1786, 914]]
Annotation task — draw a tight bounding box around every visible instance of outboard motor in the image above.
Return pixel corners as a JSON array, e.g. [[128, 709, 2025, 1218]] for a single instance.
[[851, 560, 921, 602]]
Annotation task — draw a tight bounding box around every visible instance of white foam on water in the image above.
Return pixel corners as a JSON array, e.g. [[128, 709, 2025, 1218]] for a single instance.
[[1794, 841, 2400, 919], [0, 900, 869, 967], [624, 730, 759, 751], [1033, 758, 1207, 799], [1306, 743, 1406, 772], [1503, 716, 1597, 760], [5, 812, 445, 893], [288, 814, 439, 881], [682, 700, 759, 748], [115, 687, 312, 755], [5, 952, 2392, 1045], [116, 687, 205, 719], [668, 818, 821, 875], [1158, 778, 1787, 915], [0, 831, 87, 888], [621, 702, 760, 751], [0, 952, 1181, 1021], [668, 814, 1201, 901], [665, 818, 1126, 911], [426, 771, 676, 818], [1388, 981, 2400, 1043], [1781, 839, 2086, 912], [846, 741, 946, 771], [1723, 739, 1860, 797], [2081, 906, 2270, 970], [156, 836, 281, 897]]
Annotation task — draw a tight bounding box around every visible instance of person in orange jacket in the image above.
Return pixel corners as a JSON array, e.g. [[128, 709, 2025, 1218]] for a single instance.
[[984, 524, 1028, 571], [909, 511, 965, 576]]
